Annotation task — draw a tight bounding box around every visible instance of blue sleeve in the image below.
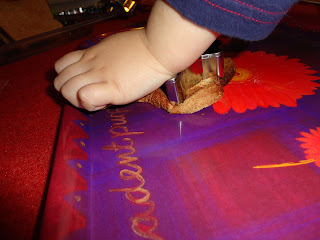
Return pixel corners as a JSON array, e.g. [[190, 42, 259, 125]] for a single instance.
[[165, 0, 299, 41]]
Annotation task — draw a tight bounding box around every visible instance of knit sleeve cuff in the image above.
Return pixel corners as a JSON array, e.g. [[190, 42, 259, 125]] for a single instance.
[[165, 0, 298, 41]]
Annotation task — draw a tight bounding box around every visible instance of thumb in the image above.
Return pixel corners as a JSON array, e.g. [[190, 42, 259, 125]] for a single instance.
[[77, 82, 121, 111]]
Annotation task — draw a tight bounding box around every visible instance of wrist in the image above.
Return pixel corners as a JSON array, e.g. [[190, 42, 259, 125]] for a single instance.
[[145, 0, 220, 74]]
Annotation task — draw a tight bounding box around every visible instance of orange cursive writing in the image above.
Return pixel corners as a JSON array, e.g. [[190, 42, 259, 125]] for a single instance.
[[253, 159, 316, 169], [102, 109, 164, 240]]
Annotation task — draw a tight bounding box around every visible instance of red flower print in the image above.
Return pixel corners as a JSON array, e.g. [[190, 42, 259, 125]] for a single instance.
[[297, 127, 320, 167], [212, 51, 320, 114]]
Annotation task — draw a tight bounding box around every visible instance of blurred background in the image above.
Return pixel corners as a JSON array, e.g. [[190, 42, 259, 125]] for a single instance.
[[0, 0, 319, 44], [0, 0, 155, 42], [0, 0, 156, 64], [0, 0, 62, 41]]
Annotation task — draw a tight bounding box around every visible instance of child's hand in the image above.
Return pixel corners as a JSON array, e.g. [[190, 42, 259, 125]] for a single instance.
[[54, 29, 174, 111], [54, 0, 218, 111]]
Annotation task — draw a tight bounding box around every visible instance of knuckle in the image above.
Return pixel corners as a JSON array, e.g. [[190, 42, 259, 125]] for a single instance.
[[82, 51, 97, 62], [54, 61, 60, 72], [78, 88, 92, 105], [53, 78, 60, 91], [60, 84, 69, 99], [78, 89, 97, 111]]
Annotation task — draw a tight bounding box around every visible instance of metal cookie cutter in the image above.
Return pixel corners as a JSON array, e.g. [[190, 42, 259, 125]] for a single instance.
[[164, 41, 224, 104], [201, 40, 224, 80], [165, 73, 184, 104]]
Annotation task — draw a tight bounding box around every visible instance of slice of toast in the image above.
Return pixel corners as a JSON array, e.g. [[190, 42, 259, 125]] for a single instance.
[[137, 57, 235, 114]]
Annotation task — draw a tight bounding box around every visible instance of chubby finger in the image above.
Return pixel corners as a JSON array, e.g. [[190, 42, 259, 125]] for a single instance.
[[54, 60, 93, 92], [54, 50, 85, 74], [59, 71, 103, 108], [77, 82, 122, 111]]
